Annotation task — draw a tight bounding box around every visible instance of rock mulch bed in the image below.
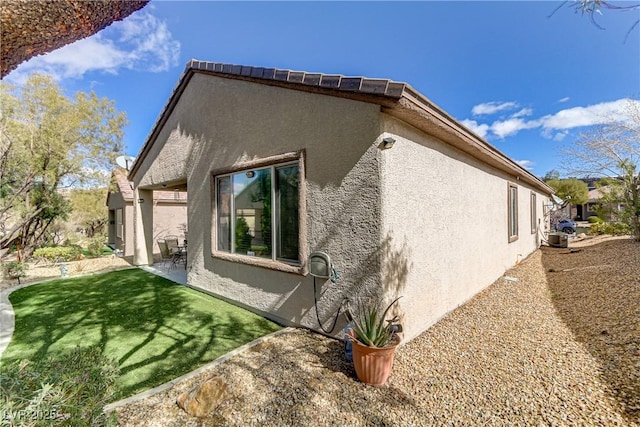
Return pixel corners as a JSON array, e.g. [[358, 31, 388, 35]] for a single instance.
[[541, 237, 639, 424], [0, 256, 132, 292], [115, 238, 639, 426]]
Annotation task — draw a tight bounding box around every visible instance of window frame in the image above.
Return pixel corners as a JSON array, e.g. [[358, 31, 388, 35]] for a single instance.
[[210, 151, 307, 275], [508, 183, 519, 243], [116, 208, 123, 239], [530, 192, 537, 235]]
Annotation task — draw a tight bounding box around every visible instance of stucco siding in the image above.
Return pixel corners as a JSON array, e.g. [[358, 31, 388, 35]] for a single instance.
[[108, 199, 186, 257], [106, 193, 127, 254], [131, 71, 551, 341], [124, 204, 134, 257], [151, 202, 188, 252], [147, 74, 384, 330], [380, 115, 549, 342]]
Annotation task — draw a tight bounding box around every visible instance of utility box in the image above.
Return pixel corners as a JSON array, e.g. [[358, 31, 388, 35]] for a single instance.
[[548, 232, 568, 248]]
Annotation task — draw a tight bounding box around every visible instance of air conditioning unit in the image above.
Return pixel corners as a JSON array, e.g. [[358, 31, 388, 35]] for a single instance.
[[548, 233, 568, 248]]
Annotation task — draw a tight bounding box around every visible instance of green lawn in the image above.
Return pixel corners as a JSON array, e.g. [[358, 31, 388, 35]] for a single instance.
[[1, 269, 281, 399]]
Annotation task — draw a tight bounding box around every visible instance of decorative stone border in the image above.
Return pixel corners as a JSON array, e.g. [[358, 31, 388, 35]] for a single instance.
[[103, 327, 295, 413]]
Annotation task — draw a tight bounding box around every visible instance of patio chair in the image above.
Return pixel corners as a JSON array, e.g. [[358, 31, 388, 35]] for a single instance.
[[165, 237, 180, 254], [171, 246, 187, 270], [157, 240, 173, 267]]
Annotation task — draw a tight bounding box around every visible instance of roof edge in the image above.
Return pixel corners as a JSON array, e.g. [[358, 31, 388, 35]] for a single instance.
[[389, 86, 553, 195], [129, 60, 406, 179], [129, 60, 552, 196]]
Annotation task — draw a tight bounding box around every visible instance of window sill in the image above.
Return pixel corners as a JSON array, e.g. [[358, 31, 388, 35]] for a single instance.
[[211, 251, 306, 275], [508, 235, 519, 243]]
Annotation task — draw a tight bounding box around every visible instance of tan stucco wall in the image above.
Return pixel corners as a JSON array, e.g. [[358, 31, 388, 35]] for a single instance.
[[106, 193, 131, 255], [151, 201, 188, 255], [108, 197, 185, 257], [379, 115, 550, 342], [134, 74, 384, 330], [107, 194, 122, 250], [124, 203, 134, 256], [132, 73, 551, 341]]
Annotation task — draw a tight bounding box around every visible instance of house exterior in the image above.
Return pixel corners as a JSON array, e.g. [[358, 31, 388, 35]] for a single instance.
[[127, 60, 553, 343], [106, 168, 187, 258], [572, 182, 624, 221]]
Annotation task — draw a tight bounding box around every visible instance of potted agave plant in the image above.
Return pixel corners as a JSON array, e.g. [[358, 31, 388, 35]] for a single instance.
[[348, 296, 402, 386]]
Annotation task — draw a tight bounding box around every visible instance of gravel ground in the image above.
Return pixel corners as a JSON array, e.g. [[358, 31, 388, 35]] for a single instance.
[[115, 237, 639, 426], [541, 237, 639, 424]]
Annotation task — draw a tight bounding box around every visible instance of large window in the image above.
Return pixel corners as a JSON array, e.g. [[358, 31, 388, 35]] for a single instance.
[[508, 183, 518, 242], [215, 161, 300, 264], [530, 192, 537, 234]]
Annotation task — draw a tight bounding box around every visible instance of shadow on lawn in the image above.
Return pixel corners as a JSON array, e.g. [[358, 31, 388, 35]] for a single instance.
[[541, 240, 640, 424], [4, 269, 279, 399]]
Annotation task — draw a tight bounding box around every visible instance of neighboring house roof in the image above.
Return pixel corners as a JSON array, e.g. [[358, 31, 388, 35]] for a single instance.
[[587, 186, 612, 203], [130, 60, 553, 195], [1, 0, 148, 77], [107, 168, 186, 206]]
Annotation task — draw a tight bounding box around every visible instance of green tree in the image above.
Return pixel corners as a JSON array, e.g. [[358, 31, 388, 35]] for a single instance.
[[566, 99, 640, 241], [69, 187, 109, 238], [252, 169, 272, 256], [544, 178, 589, 205], [234, 216, 252, 254], [0, 74, 127, 258]]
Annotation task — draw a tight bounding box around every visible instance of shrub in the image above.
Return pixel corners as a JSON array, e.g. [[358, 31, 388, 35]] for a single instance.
[[87, 238, 105, 258], [32, 246, 83, 263], [587, 216, 603, 223], [0, 346, 120, 426], [589, 221, 631, 236], [2, 261, 28, 281]]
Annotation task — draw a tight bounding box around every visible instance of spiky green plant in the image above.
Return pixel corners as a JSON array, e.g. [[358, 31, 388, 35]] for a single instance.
[[350, 296, 402, 348]]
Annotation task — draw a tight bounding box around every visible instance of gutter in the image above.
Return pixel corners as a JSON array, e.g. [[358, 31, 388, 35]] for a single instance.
[[388, 85, 553, 195]]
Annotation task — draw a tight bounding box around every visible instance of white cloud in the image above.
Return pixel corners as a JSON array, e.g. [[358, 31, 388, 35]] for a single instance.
[[471, 101, 519, 116], [463, 98, 639, 140], [515, 159, 534, 170], [539, 99, 636, 130], [7, 11, 180, 82], [511, 107, 533, 118], [553, 131, 569, 141], [491, 118, 539, 139], [558, 97, 570, 103], [460, 119, 490, 138]]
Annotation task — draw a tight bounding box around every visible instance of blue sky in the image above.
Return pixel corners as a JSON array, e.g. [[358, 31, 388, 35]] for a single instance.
[[5, 1, 639, 178]]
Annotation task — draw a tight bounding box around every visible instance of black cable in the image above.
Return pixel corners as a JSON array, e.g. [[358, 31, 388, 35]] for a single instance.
[[313, 276, 342, 334]]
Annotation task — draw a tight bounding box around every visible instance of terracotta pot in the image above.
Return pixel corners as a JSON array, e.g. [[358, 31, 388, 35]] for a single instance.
[[351, 336, 399, 386]]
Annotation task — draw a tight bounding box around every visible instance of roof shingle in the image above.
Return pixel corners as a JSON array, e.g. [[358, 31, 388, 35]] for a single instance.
[[188, 60, 406, 99]]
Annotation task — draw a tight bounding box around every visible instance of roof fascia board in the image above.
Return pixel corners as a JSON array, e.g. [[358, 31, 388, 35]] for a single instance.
[[192, 71, 401, 109], [128, 65, 195, 180], [129, 60, 405, 180], [392, 86, 553, 195], [130, 60, 552, 196]]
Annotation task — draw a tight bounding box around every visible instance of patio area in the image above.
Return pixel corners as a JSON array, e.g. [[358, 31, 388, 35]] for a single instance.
[[141, 263, 187, 285]]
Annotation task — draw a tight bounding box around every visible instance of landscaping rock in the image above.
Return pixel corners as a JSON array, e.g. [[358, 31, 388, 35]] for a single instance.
[[176, 376, 227, 418], [117, 237, 638, 426]]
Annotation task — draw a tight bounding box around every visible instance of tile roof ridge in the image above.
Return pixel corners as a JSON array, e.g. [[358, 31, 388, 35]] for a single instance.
[[187, 59, 406, 99]]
